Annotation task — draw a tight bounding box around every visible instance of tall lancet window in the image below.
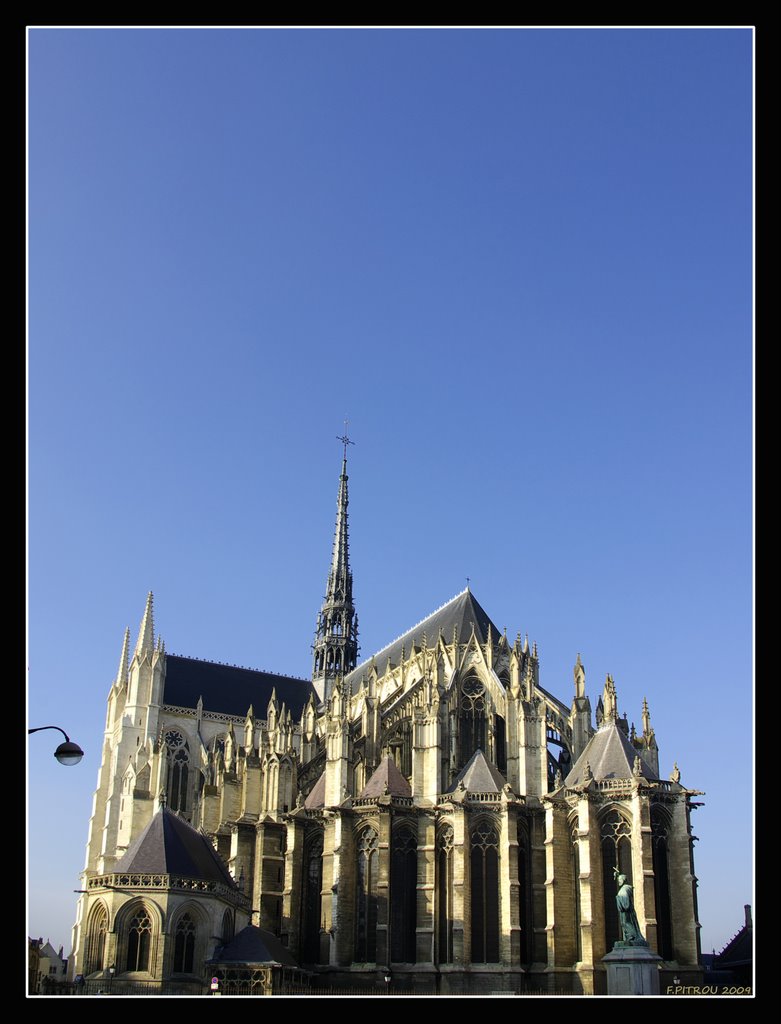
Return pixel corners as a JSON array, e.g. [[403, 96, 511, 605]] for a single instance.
[[437, 826, 454, 964], [470, 821, 500, 963], [164, 730, 189, 813], [84, 904, 108, 975], [600, 810, 633, 950], [459, 677, 487, 766], [355, 827, 379, 962], [173, 913, 196, 974], [651, 806, 674, 959], [301, 830, 324, 965], [518, 820, 534, 964], [390, 826, 417, 963], [126, 906, 152, 972]]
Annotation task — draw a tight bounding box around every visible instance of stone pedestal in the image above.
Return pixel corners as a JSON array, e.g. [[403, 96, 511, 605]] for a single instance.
[[602, 943, 662, 995]]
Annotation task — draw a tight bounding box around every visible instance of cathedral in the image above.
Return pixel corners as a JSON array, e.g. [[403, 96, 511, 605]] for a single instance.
[[70, 448, 704, 995]]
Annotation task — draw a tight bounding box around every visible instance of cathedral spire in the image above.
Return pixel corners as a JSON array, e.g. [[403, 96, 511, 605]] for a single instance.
[[312, 431, 358, 704], [115, 627, 130, 688], [134, 592, 155, 659]]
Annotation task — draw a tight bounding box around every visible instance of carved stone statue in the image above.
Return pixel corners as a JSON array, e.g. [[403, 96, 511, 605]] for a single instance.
[[613, 868, 647, 945]]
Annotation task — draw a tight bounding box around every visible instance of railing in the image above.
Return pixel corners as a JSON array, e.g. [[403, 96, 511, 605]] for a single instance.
[[352, 795, 414, 808], [87, 872, 251, 910]]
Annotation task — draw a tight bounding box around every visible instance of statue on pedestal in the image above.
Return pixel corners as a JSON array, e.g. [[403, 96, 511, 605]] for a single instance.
[[613, 867, 647, 945]]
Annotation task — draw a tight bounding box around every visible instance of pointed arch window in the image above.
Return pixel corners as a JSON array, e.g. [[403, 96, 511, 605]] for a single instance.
[[460, 677, 487, 766], [221, 909, 234, 945], [173, 913, 196, 974], [84, 904, 108, 975], [651, 807, 674, 959], [301, 830, 324, 964], [518, 820, 534, 965], [164, 730, 189, 813], [391, 826, 417, 963], [384, 719, 412, 779], [355, 827, 378, 962], [494, 714, 507, 773], [600, 810, 633, 950], [126, 907, 152, 972], [471, 821, 500, 963], [437, 826, 454, 964]]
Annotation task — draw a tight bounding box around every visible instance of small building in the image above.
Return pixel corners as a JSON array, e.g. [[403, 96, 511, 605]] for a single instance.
[[712, 905, 753, 988], [30, 938, 68, 993], [208, 925, 305, 994]]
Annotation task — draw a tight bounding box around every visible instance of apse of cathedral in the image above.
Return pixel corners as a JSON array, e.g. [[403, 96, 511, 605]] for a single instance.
[[71, 448, 704, 994]]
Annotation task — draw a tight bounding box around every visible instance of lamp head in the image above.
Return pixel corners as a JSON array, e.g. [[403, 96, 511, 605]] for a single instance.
[[54, 741, 84, 766]]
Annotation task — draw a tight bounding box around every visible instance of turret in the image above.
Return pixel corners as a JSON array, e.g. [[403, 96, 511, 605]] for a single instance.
[[570, 653, 593, 759]]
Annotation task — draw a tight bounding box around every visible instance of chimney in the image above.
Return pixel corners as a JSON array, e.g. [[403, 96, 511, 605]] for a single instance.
[[744, 904, 752, 928]]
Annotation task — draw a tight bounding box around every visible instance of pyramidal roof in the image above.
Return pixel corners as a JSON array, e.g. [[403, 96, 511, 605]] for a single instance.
[[565, 721, 656, 786], [358, 755, 412, 799], [447, 749, 507, 794], [345, 588, 500, 687], [113, 806, 236, 887], [208, 925, 299, 968], [304, 771, 326, 809]]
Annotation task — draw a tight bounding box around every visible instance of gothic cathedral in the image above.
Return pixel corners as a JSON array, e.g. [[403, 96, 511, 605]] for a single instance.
[[71, 450, 703, 994]]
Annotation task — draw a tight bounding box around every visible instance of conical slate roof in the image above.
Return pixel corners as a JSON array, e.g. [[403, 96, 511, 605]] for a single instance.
[[345, 588, 500, 688], [565, 721, 656, 786], [358, 755, 412, 799], [113, 806, 235, 886], [208, 926, 299, 968], [304, 772, 326, 809], [447, 749, 507, 793]]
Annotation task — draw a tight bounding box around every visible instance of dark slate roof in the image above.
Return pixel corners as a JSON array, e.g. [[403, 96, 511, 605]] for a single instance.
[[447, 749, 507, 794], [566, 721, 656, 786], [208, 926, 299, 968], [113, 807, 235, 887], [358, 755, 412, 799], [164, 654, 316, 720], [304, 772, 326, 809], [715, 909, 753, 968], [345, 589, 501, 688]]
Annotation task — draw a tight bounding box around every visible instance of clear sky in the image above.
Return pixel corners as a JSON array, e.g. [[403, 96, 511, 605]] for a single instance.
[[28, 27, 752, 959]]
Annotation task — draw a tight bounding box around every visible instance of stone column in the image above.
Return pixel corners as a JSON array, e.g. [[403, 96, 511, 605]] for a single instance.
[[281, 815, 306, 958], [329, 809, 356, 967], [667, 793, 701, 967], [544, 799, 576, 967], [574, 790, 603, 992], [630, 783, 658, 952], [450, 802, 468, 964], [416, 809, 436, 965], [375, 799, 392, 966], [501, 800, 521, 966]]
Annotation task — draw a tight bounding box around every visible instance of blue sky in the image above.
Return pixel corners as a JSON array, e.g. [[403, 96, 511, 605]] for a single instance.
[[28, 27, 752, 958]]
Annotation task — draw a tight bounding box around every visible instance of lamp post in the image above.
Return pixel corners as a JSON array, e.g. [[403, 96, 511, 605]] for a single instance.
[[109, 963, 115, 995], [28, 726, 84, 765], [384, 971, 391, 995]]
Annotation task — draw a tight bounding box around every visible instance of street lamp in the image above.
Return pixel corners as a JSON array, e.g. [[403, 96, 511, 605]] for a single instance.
[[28, 726, 84, 766], [384, 971, 391, 994]]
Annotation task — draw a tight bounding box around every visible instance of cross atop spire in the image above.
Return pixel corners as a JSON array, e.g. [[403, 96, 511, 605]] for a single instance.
[[336, 418, 354, 464]]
